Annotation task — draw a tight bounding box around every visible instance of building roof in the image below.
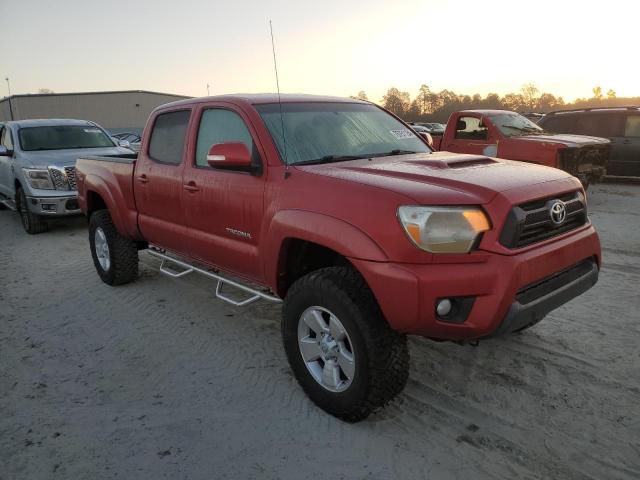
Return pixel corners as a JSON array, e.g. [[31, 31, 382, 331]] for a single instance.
[[0, 89, 191, 102]]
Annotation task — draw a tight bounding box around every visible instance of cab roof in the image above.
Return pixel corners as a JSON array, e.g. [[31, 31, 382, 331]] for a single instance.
[[158, 93, 369, 110], [4, 118, 98, 128]]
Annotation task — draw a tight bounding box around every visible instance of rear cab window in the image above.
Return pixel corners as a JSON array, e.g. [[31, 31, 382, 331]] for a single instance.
[[454, 116, 488, 140], [148, 110, 191, 165]]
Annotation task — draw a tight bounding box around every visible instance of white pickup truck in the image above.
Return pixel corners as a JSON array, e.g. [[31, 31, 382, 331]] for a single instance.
[[0, 119, 132, 233]]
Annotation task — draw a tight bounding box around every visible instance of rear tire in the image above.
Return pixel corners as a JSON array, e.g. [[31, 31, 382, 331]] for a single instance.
[[89, 209, 138, 286], [16, 187, 48, 234], [282, 266, 409, 422]]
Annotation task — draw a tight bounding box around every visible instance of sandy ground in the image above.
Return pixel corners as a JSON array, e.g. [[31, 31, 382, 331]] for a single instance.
[[1, 183, 639, 480]]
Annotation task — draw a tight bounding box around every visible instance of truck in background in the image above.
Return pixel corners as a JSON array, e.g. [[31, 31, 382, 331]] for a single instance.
[[429, 110, 610, 187], [0, 119, 132, 233]]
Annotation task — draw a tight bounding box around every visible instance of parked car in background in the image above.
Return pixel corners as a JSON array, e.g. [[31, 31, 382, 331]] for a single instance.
[[0, 119, 133, 233], [407, 121, 445, 135], [112, 132, 142, 152], [430, 110, 610, 187], [76, 94, 600, 422], [523, 112, 545, 123], [538, 107, 640, 177]]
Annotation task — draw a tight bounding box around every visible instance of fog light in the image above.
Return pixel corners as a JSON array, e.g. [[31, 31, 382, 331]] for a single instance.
[[436, 299, 453, 317]]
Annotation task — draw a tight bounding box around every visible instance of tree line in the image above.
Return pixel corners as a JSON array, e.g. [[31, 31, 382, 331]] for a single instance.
[[352, 84, 639, 122]]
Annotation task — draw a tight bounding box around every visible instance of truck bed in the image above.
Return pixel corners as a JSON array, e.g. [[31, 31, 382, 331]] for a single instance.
[[76, 153, 142, 240]]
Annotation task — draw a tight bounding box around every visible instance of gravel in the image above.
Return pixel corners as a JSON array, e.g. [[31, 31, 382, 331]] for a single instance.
[[1, 183, 639, 480]]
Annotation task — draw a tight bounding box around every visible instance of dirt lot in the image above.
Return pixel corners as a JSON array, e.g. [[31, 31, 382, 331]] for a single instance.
[[1, 183, 639, 480]]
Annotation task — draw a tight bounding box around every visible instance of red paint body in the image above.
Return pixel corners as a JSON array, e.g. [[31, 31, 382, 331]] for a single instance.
[[76, 95, 601, 340], [431, 110, 609, 182]]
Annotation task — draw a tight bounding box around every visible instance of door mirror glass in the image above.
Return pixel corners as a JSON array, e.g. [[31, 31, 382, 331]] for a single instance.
[[207, 142, 252, 169]]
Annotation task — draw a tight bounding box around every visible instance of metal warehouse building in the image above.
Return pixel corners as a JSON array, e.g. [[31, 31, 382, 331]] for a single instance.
[[0, 90, 190, 134]]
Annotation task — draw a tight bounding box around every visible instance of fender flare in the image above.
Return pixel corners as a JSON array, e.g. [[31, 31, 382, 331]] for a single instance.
[[263, 209, 388, 290], [83, 174, 132, 238]]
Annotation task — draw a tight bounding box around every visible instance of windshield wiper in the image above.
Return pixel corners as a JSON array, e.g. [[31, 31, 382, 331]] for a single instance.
[[370, 149, 418, 158], [294, 154, 369, 166]]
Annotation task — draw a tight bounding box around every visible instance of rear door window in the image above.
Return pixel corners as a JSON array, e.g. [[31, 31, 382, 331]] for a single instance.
[[1, 126, 14, 150], [624, 115, 640, 137], [148, 110, 191, 164]]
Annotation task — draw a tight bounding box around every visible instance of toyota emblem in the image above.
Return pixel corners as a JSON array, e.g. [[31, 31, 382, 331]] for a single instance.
[[549, 201, 567, 225]]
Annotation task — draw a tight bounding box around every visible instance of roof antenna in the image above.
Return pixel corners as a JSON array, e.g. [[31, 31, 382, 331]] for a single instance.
[[269, 20, 289, 177]]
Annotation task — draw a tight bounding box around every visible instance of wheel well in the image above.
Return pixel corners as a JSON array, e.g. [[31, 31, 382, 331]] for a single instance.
[[278, 239, 351, 296], [86, 190, 107, 218]]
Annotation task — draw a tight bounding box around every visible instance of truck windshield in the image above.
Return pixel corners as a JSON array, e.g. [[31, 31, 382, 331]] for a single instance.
[[18, 125, 115, 151], [255, 102, 430, 165], [490, 113, 544, 137]]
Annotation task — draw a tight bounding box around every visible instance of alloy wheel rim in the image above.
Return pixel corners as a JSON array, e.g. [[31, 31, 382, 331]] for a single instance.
[[297, 306, 355, 393], [94, 227, 111, 271]]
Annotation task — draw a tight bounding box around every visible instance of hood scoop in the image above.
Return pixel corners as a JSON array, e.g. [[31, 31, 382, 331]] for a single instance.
[[403, 155, 498, 169]]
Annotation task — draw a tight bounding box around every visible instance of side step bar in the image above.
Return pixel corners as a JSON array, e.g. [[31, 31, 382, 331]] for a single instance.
[[0, 198, 16, 210], [147, 247, 282, 307]]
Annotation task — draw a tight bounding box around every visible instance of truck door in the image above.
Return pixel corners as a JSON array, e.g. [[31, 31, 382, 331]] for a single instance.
[[443, 115, 495, 156], [0, 125, 15, 198], [182, 105, 266, 282], [134, 109, 191, 255]]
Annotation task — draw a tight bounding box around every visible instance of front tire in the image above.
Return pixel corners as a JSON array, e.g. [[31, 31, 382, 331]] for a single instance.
[[89, 209, 138, 286], [16, 187, 48, 234], [282, 266, 409, 422]]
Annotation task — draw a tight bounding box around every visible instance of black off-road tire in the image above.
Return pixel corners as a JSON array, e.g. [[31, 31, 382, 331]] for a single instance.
[[282, 266, 409, 422], [89, 209, 138, 286], [16, 187, 48, 234]]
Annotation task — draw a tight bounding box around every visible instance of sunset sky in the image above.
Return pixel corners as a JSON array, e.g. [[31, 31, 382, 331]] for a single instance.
[[3, 0, 638, 103]]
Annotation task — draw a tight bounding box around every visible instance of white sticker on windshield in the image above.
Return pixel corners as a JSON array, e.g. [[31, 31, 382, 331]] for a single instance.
[[83, 128, 101, 133], [389, 129, 414, 140]]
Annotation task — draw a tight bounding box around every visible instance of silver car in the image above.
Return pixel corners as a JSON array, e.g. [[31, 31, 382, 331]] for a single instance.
[[0, 119, 133, 234]]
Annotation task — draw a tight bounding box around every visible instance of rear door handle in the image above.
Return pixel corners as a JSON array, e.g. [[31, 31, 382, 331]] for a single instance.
[[137, 174, 148, 184], [183, 181, 199, 192]]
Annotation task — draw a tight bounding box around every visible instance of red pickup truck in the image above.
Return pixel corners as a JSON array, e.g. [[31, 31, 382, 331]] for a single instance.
[[76, 95, 601, 422], [430, 110, 610, 187]]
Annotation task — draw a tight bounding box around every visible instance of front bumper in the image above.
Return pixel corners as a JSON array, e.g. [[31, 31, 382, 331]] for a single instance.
[[351, 225, 601, 340], [26, 194, 81, 216]]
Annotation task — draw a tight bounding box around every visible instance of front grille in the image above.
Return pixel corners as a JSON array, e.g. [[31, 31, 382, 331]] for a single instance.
[[500, 191, 587, 249], [64, 167, 77, 190], [559, 145, 609, 175], [49, 168, 67, 189]]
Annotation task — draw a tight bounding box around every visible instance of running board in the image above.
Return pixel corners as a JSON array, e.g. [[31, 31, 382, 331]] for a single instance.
[[0, 198, 16, 210], [147, 247, 282, 307]]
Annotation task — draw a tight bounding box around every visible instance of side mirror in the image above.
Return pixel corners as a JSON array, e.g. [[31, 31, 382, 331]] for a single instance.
[[207, 142, 252, 169], [118, 140, 131, 148], [456, 119, 467, 131], [0, 146, 13, 157], [419, 132, 434, 147]]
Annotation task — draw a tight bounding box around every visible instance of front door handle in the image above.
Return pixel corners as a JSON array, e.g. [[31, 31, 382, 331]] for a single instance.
[[137, 174, 148, 184], [183, 181, 199, 192]]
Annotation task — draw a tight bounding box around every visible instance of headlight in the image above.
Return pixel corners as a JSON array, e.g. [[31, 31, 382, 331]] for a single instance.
[[398, 206, 491, 253], [23, 169, 54, 190]]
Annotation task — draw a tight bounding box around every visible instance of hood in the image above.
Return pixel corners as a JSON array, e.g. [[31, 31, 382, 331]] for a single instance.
[[20, 146, 132, 168], [517, 133, 610, 147], [295, 151, 576, 205]]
